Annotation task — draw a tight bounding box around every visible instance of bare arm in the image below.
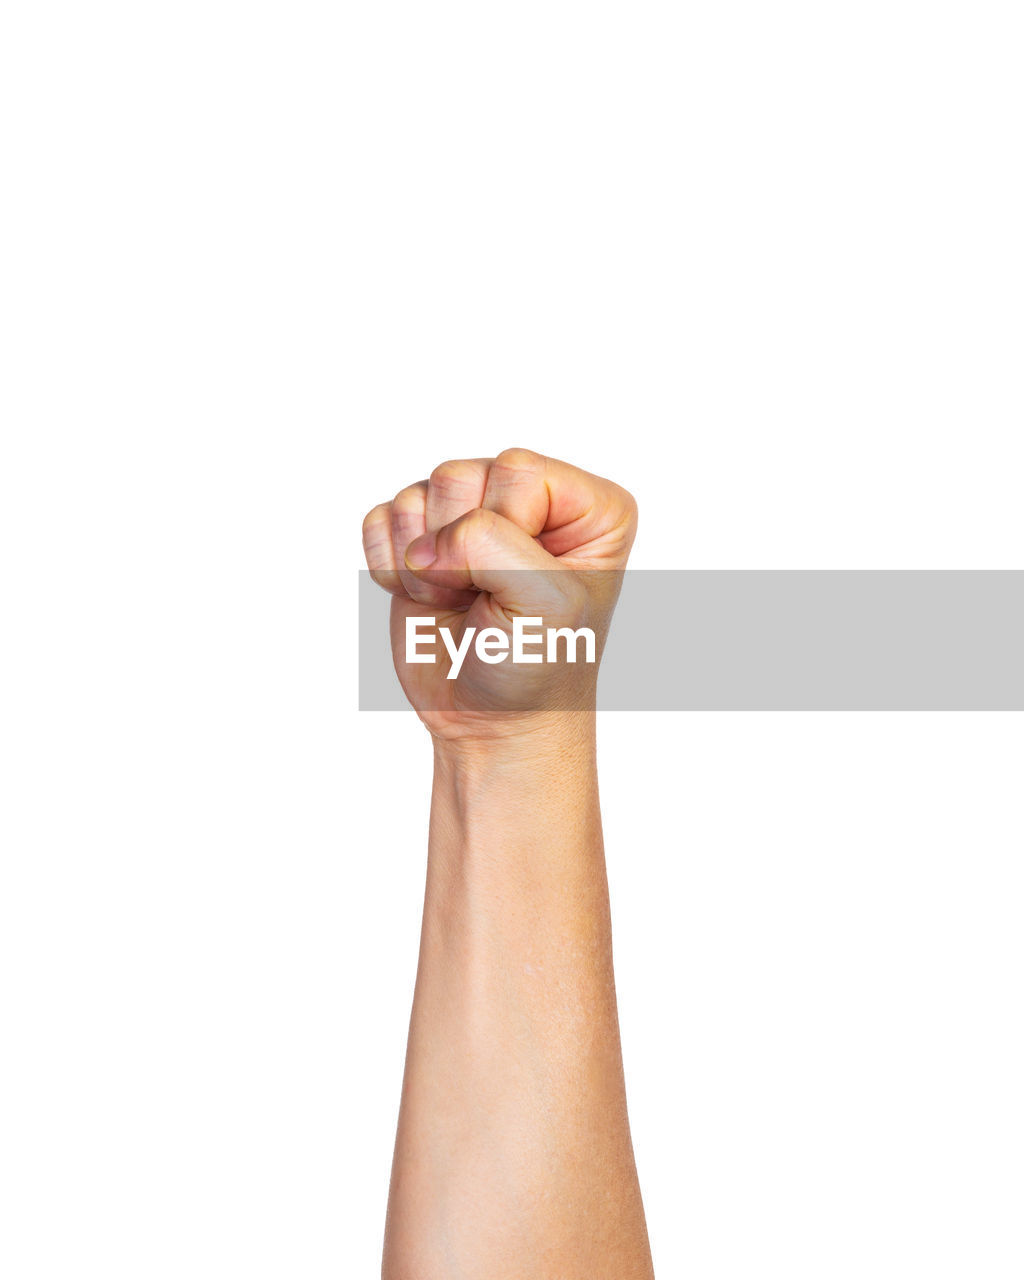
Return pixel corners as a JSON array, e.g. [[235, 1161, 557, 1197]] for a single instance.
[[363, 450, 654, 1279]]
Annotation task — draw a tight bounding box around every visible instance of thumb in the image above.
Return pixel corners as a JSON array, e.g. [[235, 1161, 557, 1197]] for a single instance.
[[404, 507, 584, 624]]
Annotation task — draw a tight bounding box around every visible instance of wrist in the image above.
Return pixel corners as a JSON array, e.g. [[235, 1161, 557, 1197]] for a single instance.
[[428, 712, 603, 885], [430, 711, 597, 770]]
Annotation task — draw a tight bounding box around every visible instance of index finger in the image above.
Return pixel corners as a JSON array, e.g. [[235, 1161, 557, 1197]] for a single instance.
[[481, 448, 638, 560]]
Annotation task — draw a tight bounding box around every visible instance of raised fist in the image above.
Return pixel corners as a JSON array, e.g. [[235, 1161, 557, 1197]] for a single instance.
[[361, 448, 637, 740]]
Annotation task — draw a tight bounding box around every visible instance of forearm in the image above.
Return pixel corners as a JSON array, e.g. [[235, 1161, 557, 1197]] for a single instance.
[[363, 448, 649, 1276], [383, 718, 653, 1279]]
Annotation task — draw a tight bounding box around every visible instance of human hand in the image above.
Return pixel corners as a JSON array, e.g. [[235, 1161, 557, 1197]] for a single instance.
[[361, 448, 637, 742]]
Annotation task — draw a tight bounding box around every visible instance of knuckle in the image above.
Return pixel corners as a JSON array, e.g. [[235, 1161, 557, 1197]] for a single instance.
[[493, 446, 542, 475], [449, 506, 498, 547], [392, 481, 426, 513], [604, 481, 639, 534], [361, 503, 390, 540], [429, 458, 478, 489], [464, 506, 499, 534], [618, 484, 639, 523]]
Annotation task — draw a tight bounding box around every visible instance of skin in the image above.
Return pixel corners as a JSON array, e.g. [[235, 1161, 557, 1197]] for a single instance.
[[362, 448, 654, 1279]]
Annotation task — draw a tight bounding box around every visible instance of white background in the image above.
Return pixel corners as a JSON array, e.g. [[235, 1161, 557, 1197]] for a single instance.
[[1, 2, 1022, 1276]]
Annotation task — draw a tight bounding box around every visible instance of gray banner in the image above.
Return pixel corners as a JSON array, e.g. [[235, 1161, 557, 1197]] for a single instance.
[[359, 570, 1024, 710]]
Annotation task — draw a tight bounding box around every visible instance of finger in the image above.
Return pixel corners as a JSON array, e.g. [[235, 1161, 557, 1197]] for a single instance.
[[361, 502, 404, 595], [392, 481, 477, 609], [404, 507, 584, 625], [425, 457, 492, 532], [481, 447, 637, 560]]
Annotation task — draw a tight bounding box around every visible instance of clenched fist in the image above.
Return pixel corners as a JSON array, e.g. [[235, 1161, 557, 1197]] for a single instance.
[[362, 449, 637, 740]]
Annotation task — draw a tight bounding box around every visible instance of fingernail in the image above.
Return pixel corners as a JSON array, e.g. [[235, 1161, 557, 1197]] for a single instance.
[[405, 531, 437, 569]]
